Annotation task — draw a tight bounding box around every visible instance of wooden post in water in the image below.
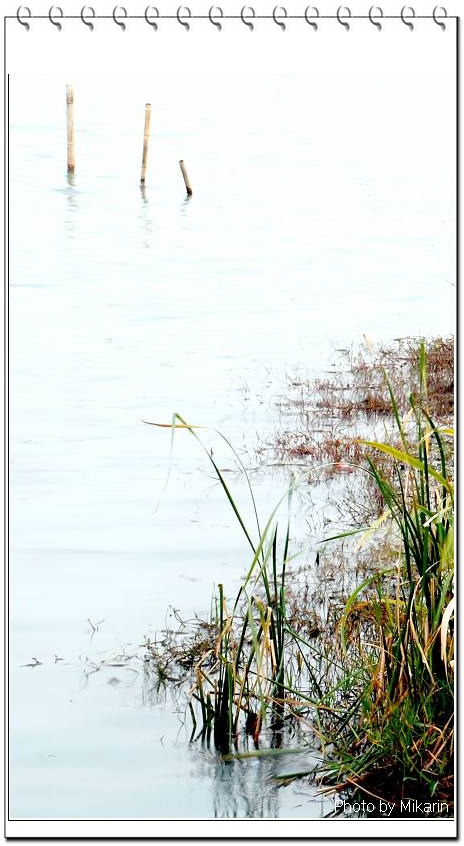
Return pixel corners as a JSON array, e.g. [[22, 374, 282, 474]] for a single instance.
[[66, 84, 75, 174], [179, 160, 193, 196], [140, 103, 151, 185]]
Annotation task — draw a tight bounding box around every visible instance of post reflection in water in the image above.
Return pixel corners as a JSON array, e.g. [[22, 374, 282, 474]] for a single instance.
[[64, 172, 78, 240]]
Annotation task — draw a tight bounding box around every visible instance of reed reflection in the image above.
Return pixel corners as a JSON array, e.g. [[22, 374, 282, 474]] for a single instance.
[[212, 755, 279, 819]]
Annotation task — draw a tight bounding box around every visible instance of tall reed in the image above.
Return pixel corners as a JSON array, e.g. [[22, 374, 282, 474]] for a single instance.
[[145, 413, 306, 753], [321, 341, 454, 804]]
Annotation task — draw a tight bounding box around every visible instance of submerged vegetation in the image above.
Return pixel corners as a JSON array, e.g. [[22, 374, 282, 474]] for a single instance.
[[144, 336, 454, 818]]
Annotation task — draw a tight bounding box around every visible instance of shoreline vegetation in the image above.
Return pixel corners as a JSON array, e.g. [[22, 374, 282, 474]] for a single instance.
[[144, 335, 454, 818]]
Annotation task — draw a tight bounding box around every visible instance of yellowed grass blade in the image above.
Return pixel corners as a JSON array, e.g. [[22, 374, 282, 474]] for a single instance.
[[440, 596, 455, 674]]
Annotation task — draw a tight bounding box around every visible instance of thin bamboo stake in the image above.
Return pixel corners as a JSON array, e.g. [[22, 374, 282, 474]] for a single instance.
[[140, 103, 151, 185], [179, 159, 193, 196], [66, 84, 75, 174]]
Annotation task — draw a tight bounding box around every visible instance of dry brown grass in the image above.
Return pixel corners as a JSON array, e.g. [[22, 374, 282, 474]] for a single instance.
[[263, 336, 454, 524], [273, 335, 453, 424]]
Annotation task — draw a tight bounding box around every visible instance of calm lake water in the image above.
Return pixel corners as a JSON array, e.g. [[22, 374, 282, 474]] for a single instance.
[[9, 73, 455, 822]]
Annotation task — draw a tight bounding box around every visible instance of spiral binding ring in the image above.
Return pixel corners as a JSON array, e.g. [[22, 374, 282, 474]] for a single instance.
[[145, 6, 159, 30], [240, 6, 255, 30], [304, 6, 319, 30], [337, 5, 351, 30], [81, 5, 95, 29], [209, 5, 223, 30], [112, 5, 127, 29], [273, 6, 287, 30], [368, 5, 383, 29], [400, 5, 415, 29], [49, 5, 63, 29], [16, 5, 31, 29], [15, 6, 453, 32], [432, 5, 447, 28], [177, 6, 192, 29]]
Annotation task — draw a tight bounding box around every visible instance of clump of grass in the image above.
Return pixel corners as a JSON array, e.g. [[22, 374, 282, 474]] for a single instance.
[[314, 341, 454, 812], [143, 608, 220, 684], [144, 338, 454, 813], [143, 414, 315, 754]]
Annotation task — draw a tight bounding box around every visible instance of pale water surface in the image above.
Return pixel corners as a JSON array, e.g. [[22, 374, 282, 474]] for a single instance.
[[9, 73, 455, 820]]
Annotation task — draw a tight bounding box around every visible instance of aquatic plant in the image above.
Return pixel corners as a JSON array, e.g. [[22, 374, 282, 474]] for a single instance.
[[144, 337, 454, 813], [143, 413, 324, 754], [318, 343, 454, 810]]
